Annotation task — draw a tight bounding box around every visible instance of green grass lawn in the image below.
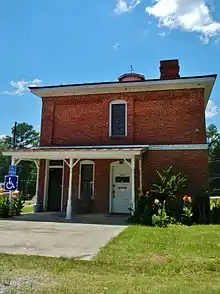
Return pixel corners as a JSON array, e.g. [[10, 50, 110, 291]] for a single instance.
[[21, 201, 33, 214], [0, 225, 220, 293]]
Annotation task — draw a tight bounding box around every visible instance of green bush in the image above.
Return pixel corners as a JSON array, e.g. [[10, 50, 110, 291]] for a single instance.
[[152, 200, 170, 227], [0, 194, 25, 218], [128, 192, 154, 225], [211, 199, 220, 224], [151, 166, 187, 219], [12, 195, 25, 216], [181, 195, 193, 226], [0, 196, 10, 218]]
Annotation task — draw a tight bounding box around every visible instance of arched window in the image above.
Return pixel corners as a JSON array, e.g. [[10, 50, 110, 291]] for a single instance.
[[109, 100, 127, 136]]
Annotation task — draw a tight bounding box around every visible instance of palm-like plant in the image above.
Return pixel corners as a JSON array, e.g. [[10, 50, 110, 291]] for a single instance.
[[151, 166, 187, 201]]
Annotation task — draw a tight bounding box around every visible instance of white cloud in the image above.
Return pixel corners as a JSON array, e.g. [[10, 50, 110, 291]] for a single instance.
[[206, 100, 220, 118], [158, 31, 167, 37], [4, 78, 42, 96], [113, 42, 120, 50], [115, 0, 141, 14], [0, 134, 6, 139], [146, 0, 220, 42]]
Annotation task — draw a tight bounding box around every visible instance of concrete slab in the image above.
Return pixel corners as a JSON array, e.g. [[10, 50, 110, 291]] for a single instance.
[[10, 212, 128, 226], [0, 220, 126, 260]]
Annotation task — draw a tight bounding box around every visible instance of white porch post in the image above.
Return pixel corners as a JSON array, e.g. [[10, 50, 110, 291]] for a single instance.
[[64, 158, 80, 220], [131, 157, 136, 213], [66, 158, 73, 220], [139, 158, 142, 192]]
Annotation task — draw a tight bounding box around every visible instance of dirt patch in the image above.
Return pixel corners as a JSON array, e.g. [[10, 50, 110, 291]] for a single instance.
[[0, 274, 48, 293], [149, 252, 168, 265]]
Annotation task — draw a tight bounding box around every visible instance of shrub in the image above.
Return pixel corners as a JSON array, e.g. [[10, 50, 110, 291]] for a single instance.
[[192, 190, 210, 224], [210, 198, 220, 224], [0, 191, 25, 218], [181, 195, 193, 226], [151, 166, 187, 219], [12, 194, 25, 216], [0, 196, 10, 218], [152, 199, 170, 227], [128, 190, 154, 225], [151, 166, 187, 201]]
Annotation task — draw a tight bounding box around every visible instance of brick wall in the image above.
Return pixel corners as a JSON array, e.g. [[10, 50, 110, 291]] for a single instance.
[[142, 150, 209, 193], [40, 88, 206, 146]]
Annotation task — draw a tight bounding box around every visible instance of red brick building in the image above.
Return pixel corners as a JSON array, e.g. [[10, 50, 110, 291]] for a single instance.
[[4, 60, 217, 219]]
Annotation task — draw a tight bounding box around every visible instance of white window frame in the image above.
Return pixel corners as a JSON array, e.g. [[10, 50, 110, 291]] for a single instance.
[[109, 100, 127, 137], [78, 160, 95, 200]]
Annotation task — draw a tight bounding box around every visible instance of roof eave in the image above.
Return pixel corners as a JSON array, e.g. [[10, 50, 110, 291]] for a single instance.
[[29, 75, 217, 101]]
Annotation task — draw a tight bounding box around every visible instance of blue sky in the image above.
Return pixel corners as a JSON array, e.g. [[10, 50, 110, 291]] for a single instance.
[[0, 0, 220, 137]]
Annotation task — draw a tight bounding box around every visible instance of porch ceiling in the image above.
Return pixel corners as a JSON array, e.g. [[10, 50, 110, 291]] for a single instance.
[[2, 145, 149, 160]]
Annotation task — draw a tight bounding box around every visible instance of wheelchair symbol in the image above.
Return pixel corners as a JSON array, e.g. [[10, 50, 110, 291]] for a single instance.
[[4, 176, 18, 191], [6, 177, 15, 190]]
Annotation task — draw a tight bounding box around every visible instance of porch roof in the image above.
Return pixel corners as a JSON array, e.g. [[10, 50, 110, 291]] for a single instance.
[[2, 145, 149, 160]]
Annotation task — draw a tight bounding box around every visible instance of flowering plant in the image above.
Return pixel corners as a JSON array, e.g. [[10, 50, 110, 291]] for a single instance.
[[152, 198, 170, 227], [183, 195, 192, 203], [181, 194, 193, 225]]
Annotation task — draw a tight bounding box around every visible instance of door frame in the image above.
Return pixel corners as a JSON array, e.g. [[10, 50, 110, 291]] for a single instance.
[[109, 161, 132, 213], [43, 160, 64, 211], [78, 160, 95, 200]]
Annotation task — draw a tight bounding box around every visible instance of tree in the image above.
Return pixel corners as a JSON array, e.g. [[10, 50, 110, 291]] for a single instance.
[[4, 122, 39, 149], [207, 124, 220, 160], [207, 124, 220, 194], [0, 122, 40, 197], [0, 138, 10, 183]]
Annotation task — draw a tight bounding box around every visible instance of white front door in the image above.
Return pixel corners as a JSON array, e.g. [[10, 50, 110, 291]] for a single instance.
[[111, 162, 132, 213]]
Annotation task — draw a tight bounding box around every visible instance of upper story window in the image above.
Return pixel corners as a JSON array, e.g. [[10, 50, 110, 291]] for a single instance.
[[109, 100, 127, 137]]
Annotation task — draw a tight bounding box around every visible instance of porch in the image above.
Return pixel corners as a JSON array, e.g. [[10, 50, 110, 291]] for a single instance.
[[3, 145, 148, 220]]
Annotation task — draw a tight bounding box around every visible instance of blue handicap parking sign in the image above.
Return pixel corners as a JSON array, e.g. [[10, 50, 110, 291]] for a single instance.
[[4, 176, 18, 191], [9, 165, 16, 176]]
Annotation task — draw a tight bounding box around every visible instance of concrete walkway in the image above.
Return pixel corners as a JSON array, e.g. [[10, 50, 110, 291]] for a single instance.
[[0, 220, 126, 260], [10, 212, 128, 226]]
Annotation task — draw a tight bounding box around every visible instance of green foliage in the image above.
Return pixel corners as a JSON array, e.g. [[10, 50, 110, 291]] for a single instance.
[[0, 122, 39, 196], [4, 122, 39, 149], [151, 166, 187, 201], [207, 124, 220, 194], [207, 124, 220, 160], [210, 199, 220, 224], [128, 193, 153, 225], [0, 196, 10, 218], [152, 202, 170, 227], [181, 197, 193, 226], [12, 195, 25, 216], [0, 195, 25, 218]]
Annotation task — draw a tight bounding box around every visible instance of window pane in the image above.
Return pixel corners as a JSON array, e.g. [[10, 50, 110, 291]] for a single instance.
[[111, 104, 126, 136], [49, 160, 63, 166], [115, 176, 130, 183], [80, 164, 93, 199]]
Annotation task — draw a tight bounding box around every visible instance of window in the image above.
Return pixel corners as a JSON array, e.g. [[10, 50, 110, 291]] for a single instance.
[[78, 160, 95, 200], [109, 100, 127, 136], [115, 176, 130, 183], [49, 160, 63, 167]]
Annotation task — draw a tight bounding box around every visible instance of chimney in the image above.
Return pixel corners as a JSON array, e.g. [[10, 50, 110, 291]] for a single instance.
[[160, 59, 180, 79]]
